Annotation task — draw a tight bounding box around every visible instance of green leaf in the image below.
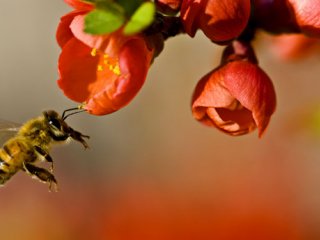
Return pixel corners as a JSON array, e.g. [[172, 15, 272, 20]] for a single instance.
[[84, 9, 125, 35], [123, 2, 156, 35], [117, 0, 144, 16]]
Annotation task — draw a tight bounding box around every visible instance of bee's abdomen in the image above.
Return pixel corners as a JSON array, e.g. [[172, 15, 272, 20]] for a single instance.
[[0, 152, 15, 185], [0, 169, 14, 185], [0, 139, 29, 185]]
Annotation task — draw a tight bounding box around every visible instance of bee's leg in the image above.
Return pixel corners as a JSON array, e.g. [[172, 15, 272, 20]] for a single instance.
[[69, 128, 90, 149], [34, 146, 54, 172], [23, 163, 58, 192]]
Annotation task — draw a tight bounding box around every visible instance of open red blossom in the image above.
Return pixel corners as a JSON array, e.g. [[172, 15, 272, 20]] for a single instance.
[[56, 1, 154, 115], [192, 42, 276, 137], [180, 0, 251, 43]]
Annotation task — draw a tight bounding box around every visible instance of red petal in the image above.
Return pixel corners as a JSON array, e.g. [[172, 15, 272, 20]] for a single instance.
[[155, 0, 182, 14], [288, 0, 320, 37], [192, 68, 257, 136], [58, 37, 99, 102], [200, 0, 251, 42], [64, 0, 93, 10], [181, 0, 251, 42], [269, 34, 320, 60], [85, 38, 153, 115], [223, 61, 276, 137], [70, 15, 129, 57], [56, 10, 85, 48], [192, 61, 276, 137], [181, 0, 203, 37]]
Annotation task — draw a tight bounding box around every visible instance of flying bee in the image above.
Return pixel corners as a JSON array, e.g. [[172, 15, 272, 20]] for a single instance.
[[0, 108, 89, 191]]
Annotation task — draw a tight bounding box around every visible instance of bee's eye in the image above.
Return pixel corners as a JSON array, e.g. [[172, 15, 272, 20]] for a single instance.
[[49, 118, 61, 130]]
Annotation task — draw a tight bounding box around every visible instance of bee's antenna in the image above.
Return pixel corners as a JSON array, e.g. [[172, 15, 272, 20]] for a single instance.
[[63, 109, 87, 120], [62, 107, 79, 119], [62, 106, 86, 120]]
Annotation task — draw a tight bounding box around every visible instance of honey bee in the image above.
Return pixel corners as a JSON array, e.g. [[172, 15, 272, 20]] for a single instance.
[[0, 108, 89, 191]]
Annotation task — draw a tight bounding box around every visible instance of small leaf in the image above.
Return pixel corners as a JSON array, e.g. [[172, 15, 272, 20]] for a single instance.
[[84, 9, 125, 35], [117, 0, 144, 15], [95, 0, 124, 13], [123, 2, 156, 35]]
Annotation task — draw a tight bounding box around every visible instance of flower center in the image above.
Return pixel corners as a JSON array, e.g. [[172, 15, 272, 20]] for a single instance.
[[91, 48, 121, 76]]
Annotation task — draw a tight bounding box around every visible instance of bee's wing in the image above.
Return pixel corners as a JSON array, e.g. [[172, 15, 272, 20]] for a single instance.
[[0, 120, 21, 146]]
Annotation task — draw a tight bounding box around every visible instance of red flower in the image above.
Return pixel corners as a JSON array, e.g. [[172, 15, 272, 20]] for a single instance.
[[155, 0, 182, 14], [192, 41, 276, 137], [180, 0, 251, 43], [287, 0, 320, 38], [269, 34, 320, 61], [56, 0, 154, 115]]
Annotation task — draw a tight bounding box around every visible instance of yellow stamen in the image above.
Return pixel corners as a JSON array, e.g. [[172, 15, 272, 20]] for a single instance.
[[91, 48, 97, 57], [113, 65, 121, 76], [95, 53, 122, 76], [78, 103, 86, 109], [97, 65, 103, 71]]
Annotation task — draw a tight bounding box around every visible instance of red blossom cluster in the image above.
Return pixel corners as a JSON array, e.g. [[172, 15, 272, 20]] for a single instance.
[[57, 0, 320, 136]]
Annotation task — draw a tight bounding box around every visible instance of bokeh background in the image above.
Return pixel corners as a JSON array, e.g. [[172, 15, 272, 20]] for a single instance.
[[1, 1, 320, 239]]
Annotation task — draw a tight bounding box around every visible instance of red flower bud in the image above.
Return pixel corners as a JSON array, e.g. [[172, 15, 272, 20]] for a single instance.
[[155, 0, 182, 15], [181, 0, 251, 43], [287, 0, 320, 37], [56, 7, 154, 115], [192, 42, 276, 137]]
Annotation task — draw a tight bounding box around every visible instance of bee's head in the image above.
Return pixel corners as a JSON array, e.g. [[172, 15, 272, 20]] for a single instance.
[[43, 107, 86, 131], [43, 110, 68, 136], [42, 108, 89, 148]]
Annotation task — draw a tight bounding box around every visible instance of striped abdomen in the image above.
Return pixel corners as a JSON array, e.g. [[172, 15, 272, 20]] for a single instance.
[[0, 138, 35, 185]]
